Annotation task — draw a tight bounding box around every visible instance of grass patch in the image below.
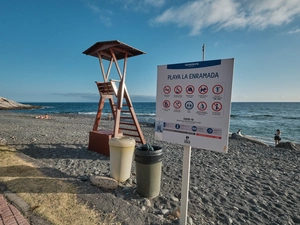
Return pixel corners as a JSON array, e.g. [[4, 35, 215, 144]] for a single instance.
[[0, 145, 121, 225]]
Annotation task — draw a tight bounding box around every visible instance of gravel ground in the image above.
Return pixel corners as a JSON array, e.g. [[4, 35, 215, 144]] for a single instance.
[[0, 111, 300, 225]]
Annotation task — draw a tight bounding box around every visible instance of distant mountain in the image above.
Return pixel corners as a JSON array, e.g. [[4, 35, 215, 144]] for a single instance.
[[0, 97, 39, 110]]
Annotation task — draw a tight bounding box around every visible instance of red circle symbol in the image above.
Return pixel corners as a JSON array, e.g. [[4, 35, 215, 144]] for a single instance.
[[186, 85, 195, 94], [162, 100, 171, 108], [173, 100, 182, 109], [198, 85, 208, 94], [174, 85, 182, 94], [211, 102, 222, 111], [197, 102, 207, 111], [163, 85, 171, 94], [212, 84, 223, 95]]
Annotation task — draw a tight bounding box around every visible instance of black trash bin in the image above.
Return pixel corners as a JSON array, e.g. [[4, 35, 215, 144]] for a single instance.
[[135, 145, 163, 198]]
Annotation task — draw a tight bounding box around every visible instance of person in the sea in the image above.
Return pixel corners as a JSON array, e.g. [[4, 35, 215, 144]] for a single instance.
[[274, 129, 281, 146]]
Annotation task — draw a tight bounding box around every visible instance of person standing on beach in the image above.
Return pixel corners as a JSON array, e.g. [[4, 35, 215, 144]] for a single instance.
[[274, 129, 281, 146]]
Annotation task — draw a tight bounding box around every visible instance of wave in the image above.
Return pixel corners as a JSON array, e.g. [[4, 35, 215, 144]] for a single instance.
[[283, 116, 300, 120], [232, 114, 300, 120], [136, 112, 156, 116], [77, 111, 155, 117], [78, 112, 97, 115], [231, 114, 275, 119]]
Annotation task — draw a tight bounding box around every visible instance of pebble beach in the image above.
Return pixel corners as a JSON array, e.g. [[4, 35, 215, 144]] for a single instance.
[[0, 111, 299, 225]]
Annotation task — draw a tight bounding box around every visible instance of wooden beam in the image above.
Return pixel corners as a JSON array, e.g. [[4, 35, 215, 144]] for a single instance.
[[111, 47, 134, 56], [93, 96, 105, 131], [97, 52, 106, 81], [98, 50, 112, 59], [105, 58, 113, 81]]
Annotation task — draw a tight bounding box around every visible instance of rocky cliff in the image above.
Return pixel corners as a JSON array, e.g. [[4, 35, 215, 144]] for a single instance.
[[0, 97, 39, 110]]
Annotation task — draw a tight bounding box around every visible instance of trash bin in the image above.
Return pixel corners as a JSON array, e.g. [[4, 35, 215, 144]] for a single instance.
[[109, 136, 135, 182], [135, 145, 163, 198]]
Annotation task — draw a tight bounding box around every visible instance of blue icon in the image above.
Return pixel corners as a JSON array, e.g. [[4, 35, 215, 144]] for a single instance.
[[207, 128, 213, 134], [185, 101, 194, 110], [175, 124, 181, 129], [191, 126, 197, 132]]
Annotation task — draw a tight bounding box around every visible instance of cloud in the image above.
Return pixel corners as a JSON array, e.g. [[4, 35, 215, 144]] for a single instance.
[[152, 0, 300, 35], [121, 0, 166, 12], [83, 0, 113, 26], [53, 93, 98, 100], [83, 0, 166, 23], [144, 0, 166, 7], [287, 28, 300, 34], [130, 95, 156, 102]]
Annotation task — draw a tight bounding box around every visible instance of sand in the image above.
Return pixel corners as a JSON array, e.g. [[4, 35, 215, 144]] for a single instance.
[[0, 111, 299, 225]]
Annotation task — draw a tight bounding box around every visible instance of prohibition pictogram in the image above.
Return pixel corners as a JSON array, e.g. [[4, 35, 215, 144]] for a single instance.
[[185, 101, 194, 110], [212, 84, 223, 95], [174, 85, 183, 94], [197, 101, 207, 111], [173, 100, 182, 109], [163, 85, 171, 94], [163, 100, 171, 108], [198, 85, 208, 94], [211, 102, 222, 112], [186, 85, 195, 94]]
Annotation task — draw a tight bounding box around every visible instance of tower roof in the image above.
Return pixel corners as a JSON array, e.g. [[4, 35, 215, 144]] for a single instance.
[[83, 40, 145, 60]]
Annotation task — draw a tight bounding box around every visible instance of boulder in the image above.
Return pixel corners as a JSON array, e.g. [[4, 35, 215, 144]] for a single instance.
[[231, 133, 269, 146], [231, 133, 242, 139], [0, 96, 39, 110], [0, 138, 7, 146], [90, 176, 118, 190], [276, 142, 299, 151]]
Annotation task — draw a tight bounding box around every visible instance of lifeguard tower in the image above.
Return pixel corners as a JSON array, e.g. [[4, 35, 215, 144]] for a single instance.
[[83, 40, 146, 156]]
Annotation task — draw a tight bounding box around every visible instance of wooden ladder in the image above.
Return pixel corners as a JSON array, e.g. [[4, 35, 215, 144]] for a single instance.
[[93, 81, 146, 145]]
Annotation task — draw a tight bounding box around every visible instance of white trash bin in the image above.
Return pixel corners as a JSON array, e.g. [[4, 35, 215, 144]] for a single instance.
[[109, 136, 135, 182]]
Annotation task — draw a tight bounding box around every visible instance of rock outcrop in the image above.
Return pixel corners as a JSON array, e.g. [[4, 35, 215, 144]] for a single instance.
[[231, 132, 269, 146], [276, 142, 299, 151], [0, 97, 39, 110]]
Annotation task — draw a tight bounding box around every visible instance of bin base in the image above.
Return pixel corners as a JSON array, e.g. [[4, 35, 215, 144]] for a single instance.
[[136, 161, 162, 198], [88, 130, 114, 157]]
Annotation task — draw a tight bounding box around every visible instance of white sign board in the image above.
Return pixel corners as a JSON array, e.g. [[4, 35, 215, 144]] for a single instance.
[[155, 58, 234, 153]]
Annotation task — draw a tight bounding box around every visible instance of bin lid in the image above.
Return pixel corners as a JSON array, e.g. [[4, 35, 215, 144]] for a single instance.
[[109, 136, 136, 148]]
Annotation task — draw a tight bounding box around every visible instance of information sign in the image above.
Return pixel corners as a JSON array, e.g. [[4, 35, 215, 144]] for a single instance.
[[155, 59, 234, 153]]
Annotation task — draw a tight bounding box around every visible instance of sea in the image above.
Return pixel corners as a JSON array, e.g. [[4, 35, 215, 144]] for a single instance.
[[10, 102, 300, 145]]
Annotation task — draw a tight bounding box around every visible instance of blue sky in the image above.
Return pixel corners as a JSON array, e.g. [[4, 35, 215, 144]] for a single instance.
[[1, 0, 300, 103]]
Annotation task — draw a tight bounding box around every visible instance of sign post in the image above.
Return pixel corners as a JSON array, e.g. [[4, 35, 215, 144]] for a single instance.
[[180, 145, 191, 225], [155, 58, 234, 224]]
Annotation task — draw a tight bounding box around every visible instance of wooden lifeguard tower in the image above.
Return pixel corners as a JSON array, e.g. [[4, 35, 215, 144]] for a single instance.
[[83, 40, 146, 156]]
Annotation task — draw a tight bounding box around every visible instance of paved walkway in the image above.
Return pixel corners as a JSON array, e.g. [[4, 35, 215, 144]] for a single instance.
[[0, 194, 30, 225]]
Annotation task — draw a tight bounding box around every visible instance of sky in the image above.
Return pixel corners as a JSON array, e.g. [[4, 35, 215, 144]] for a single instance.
[[1, 0, 300, 103]]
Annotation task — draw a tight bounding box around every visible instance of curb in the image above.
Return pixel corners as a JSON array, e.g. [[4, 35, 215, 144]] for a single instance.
[[0, 186, 52, 225], [3, 191, 30, 216], [0, 193, 30, 225]]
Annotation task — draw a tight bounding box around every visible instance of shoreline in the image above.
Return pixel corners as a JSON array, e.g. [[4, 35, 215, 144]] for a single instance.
[[1, 112, 300, 224], [1, 110, 295, 146]]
